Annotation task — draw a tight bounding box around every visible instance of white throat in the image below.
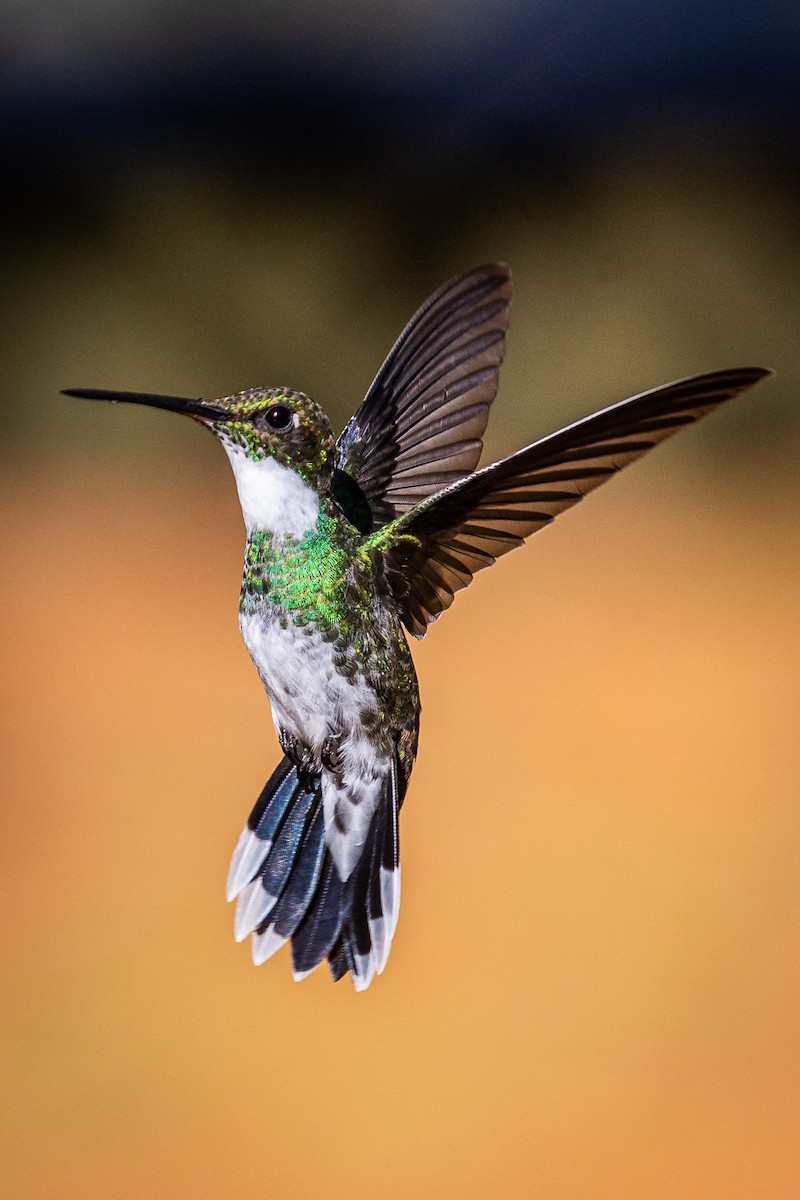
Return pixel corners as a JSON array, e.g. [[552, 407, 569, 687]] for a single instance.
[[224, 447, 320, 537]]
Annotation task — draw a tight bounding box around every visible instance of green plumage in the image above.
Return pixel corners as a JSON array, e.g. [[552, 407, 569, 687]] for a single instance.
[[241, 502, 419, 742]]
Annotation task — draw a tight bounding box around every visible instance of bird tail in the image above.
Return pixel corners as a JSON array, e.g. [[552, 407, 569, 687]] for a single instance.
[[226, 754, 401, 991]]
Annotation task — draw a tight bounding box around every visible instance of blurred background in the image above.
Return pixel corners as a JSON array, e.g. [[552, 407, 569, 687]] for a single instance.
[[3, 2, 800, 1197]]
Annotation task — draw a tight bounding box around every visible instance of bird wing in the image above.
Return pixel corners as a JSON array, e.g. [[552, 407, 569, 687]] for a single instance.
[[365, 368, 772, 637], [334, 264, 512, 530]]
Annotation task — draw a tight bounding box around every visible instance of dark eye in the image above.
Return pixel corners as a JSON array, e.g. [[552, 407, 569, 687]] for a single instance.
[[264, 404, 293, 431]]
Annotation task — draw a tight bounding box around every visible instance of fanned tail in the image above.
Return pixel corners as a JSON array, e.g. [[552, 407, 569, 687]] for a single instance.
[[226, 753, 402, 990]]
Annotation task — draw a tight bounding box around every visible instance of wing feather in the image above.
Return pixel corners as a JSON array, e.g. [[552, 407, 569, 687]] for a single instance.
[[335, 264, 512, 528], [369, 368, 772, 637]]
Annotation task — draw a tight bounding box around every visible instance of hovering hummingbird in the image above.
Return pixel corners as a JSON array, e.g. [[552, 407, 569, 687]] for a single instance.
[[65, 264, 771, 991]]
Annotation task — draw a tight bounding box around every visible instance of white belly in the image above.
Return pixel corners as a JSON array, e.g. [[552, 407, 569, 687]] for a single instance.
[[239, 612, 376, 748], [239, 611, 389, 879]]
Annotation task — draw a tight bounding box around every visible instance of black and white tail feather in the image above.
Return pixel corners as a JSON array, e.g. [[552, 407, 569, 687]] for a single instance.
[[226, 752, 402, 991]]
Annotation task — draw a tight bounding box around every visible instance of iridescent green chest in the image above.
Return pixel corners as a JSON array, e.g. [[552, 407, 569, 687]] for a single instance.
[[240, 510, 358, 630], [239, 507, 418, 723]]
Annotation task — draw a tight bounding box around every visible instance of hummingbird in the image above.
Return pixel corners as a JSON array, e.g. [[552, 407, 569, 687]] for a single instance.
[[64, 264, 771, 991]]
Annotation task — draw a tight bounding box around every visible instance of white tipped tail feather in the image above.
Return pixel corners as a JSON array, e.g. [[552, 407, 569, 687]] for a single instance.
[[226, 827, 272, 903], [226, 749, 402, 990]]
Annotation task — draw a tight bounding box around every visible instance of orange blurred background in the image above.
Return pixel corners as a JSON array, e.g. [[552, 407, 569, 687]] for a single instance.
[[3, 5, 800, 1197], [5, 382, 800, 1200]]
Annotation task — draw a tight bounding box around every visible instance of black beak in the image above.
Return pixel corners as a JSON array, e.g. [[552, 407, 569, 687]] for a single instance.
[[61, 388, 230, 422]]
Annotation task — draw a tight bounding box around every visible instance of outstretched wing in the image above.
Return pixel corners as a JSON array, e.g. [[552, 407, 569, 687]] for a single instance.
[[368, 368, 771, 637], [335, 264, 512, 530]]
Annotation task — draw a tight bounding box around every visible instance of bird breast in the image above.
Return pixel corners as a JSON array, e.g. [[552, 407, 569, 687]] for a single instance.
[[239, 611, 379, 755]]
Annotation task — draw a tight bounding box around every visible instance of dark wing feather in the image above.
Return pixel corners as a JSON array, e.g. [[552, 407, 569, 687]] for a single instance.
[[335, 264, 512, 528], [370, 368, 772, 637]]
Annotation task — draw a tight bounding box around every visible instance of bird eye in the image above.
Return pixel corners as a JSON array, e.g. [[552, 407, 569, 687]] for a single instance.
[[264, 404, 293, 432]]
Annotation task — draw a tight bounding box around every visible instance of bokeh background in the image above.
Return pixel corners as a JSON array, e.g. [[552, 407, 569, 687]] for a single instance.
[[3, 3, 800, 1198]]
